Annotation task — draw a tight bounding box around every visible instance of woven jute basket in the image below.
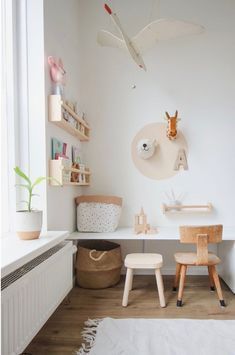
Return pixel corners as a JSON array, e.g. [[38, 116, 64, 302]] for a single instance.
[[76, 240, 122, 289]]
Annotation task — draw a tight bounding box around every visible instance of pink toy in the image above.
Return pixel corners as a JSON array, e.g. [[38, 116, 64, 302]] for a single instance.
[[48, 56, 66, 94]]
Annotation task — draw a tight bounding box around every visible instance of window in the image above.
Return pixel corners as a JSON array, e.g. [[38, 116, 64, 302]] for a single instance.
[[1, 0, 18, 235], [1, 0, 47, 236]]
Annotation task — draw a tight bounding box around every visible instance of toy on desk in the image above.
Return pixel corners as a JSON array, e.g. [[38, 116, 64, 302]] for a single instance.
[[134, 207, 157, 234]]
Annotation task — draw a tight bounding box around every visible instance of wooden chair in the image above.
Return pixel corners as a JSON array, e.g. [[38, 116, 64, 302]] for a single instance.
[[122, 253, 166, 308], [173, 225, 225, 307]]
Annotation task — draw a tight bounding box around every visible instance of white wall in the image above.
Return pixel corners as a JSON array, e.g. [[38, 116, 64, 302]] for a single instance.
[[44, 0, 86, 232], [42, 0, 235, 274], [75, 0, 235, 273]]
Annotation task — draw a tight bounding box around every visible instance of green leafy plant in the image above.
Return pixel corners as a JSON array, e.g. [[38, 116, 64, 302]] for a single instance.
[[14, 166, 60, 212]]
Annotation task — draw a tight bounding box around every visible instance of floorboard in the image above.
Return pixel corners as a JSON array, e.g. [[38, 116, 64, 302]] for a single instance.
[[25, 275, 235, 354]]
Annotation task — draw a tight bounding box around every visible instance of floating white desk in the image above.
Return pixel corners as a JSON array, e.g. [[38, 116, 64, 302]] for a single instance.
[[68, 227, 235, 293], [68, 226, 235, 241]]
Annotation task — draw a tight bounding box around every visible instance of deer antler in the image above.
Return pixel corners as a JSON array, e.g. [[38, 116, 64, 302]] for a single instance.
[[165, 111, 171, 120], [175, 110, 178, 118]]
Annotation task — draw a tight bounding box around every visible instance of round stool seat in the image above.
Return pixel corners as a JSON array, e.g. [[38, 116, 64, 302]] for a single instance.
[[125, 253, 163, 269]]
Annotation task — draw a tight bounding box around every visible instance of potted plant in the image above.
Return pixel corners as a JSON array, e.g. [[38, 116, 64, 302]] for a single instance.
[[14, 166, 58, 240]]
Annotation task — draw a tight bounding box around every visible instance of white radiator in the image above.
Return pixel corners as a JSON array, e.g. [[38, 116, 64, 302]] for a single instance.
[[1, 241, 75, 355]]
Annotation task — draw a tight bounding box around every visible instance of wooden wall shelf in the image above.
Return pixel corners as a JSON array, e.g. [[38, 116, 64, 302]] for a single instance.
[[49, 159, 90, 187], [162, 203, 212, 214], [48, 95, 90, 141]]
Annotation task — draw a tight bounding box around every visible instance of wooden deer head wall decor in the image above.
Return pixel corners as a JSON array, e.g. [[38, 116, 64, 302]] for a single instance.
[[165, 110, 181, 140]]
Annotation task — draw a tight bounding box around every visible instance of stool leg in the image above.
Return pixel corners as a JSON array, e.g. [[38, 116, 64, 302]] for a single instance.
[[155, 268, 166, 308], [129, 269, 133, 291], [211, 265, 226, 307], [173, 263, 181, 292], [122, 268, 133, 307], [208, 266, 215, 291], [177, 264, 187, 307]]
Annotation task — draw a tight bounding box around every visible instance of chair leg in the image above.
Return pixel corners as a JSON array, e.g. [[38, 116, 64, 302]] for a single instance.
[[155, 268, 166, 308], [211, 265, 226, 307], [122, 268, 133, 307], [177, 264, 187, 307], [173, 263, 181, 292], [208, 266, 215, 291]]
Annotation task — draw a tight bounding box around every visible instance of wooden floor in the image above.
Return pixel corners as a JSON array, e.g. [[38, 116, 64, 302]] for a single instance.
[[25, 275, 235, 355]]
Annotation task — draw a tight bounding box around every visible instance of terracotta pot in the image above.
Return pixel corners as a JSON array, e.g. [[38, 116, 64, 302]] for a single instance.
[[15, 210, 42, 240]]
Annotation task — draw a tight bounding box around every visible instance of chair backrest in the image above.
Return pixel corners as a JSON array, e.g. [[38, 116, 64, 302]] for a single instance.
[[179, 225, 223, 265]]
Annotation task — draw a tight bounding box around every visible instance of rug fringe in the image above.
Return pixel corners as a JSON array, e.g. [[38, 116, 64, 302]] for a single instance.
[[76, 318, 102, 355]]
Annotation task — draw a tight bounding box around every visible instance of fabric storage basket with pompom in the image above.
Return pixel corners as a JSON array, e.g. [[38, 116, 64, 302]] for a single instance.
[[75, 195, 122, 232]]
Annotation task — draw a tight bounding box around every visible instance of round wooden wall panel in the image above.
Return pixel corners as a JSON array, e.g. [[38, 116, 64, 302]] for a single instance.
[[131, 122, 188, 180]]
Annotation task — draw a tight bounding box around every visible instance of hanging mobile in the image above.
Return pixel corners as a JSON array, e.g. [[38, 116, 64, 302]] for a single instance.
[[98, 3, 204, 71]]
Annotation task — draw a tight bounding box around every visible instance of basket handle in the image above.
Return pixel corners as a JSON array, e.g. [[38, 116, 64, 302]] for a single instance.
[[89, 249, 107, 261]]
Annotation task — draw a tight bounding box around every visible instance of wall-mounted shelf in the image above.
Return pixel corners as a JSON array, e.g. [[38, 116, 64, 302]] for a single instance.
[[49, 159, 90, 186], [162, 203, 212, 214], [48, 95, 90, 141]]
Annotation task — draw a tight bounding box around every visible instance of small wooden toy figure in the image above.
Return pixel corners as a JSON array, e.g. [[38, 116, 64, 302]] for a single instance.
[[165, 110, 181, 140], [134, 207, 150, 234]]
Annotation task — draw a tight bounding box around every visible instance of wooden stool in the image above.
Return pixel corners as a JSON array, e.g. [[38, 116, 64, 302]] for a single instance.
[[122, 253, 166, 308], [173, 225, 226, 308]]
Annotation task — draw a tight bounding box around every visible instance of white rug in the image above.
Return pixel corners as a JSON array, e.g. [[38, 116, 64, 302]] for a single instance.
[[77, 318, 235, 355]]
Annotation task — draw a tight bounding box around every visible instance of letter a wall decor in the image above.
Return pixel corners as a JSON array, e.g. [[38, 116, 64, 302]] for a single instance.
[[131, 121, 188, 180], [174, 149, 188, 171]]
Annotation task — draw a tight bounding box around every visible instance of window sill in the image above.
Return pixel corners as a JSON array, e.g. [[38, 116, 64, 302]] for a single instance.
[[1, 231, 69, 278]]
